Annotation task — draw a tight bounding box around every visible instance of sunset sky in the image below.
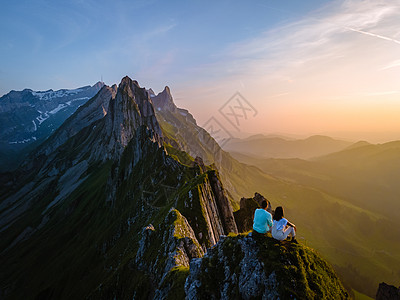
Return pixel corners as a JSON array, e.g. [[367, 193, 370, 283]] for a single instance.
[[1, 0, 399, 142]]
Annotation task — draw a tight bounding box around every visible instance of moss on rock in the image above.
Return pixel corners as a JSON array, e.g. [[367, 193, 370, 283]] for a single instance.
[[185, 234, 349, 300]]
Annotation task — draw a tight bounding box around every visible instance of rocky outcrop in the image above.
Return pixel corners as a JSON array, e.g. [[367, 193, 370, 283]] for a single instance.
[[185, 234, 349, 299], [178, 164, 238, 250], [151, 86, 178, 112], [101, 76, 162, 160], [208, 170, 238, 235], [135, 209, 204, 299], [234, 192, 272, 232], [376, 282, 400, 300], [253, 192, 271, 210], [234, 197, 259, 233]]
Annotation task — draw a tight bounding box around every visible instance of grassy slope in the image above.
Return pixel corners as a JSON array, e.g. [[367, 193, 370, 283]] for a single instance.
[[353, 289, 374, 300]]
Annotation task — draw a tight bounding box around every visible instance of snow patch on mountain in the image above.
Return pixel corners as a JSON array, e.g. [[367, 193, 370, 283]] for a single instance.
[[9, 138, 32, 144], [49, 104, 67, 115], [32, 120, 37, 132], [36, 111, 50, 125], [65, 96, 89, 106], [31, 87, 86, 100]]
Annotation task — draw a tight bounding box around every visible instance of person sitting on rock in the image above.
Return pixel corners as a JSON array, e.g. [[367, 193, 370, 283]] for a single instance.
[[271, 206, 298, 243], [252, 200, 273, 236]]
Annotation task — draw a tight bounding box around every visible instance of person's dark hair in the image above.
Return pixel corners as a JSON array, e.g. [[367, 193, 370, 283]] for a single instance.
[[261, 200, 269, 209], [273, 206, 284, 221]]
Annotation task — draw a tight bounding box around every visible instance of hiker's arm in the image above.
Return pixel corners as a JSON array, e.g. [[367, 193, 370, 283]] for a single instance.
[[287, 221, 296, 228]]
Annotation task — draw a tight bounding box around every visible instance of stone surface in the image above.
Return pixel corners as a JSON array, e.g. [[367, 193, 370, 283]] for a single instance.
[[185, 234, 349, 299], [234, 192, 271, 232], [376, 282, 400, 300]]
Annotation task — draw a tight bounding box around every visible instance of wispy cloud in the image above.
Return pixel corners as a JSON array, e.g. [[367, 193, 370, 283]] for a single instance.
[[223, 0, 400, 75], [381, 59, 400, 70], [181, 0, 400, 135], [344, 26, 400, 45], [147, 23, 177, 37]]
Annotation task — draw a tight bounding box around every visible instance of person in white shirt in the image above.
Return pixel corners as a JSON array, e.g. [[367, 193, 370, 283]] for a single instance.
[[252, 200, 273, 236], [271, 206, 298, 243]]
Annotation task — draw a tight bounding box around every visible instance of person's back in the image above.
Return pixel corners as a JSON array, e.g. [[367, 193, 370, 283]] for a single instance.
[[271, 206, 298, 243], [253, 200, 273, 234]]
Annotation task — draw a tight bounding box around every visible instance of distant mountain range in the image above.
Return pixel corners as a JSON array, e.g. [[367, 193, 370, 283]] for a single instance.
[[223, 134, 353, 159], [0, 82, 104, 171]]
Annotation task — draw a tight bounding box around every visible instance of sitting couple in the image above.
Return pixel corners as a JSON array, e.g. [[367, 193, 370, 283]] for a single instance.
[[253, 200, 298, 243]]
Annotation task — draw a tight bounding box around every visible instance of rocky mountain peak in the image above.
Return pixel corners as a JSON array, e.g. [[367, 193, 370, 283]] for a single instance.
[[163, 85, 171, 94], [152, 85, 177, 112], [103, 76, 162, 158], [147, 88, 156, 97], [92, 81, 105, 90]]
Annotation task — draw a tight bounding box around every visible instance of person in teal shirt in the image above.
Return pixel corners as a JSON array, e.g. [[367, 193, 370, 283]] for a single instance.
[[253, 200, 273, 234]]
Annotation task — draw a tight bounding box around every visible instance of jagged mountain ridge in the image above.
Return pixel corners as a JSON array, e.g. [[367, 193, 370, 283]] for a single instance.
[[0, 76, 241, 299]]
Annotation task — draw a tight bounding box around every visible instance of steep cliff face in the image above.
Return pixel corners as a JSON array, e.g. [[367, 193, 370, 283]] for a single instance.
[[174, 160, 238, 249], [185, 234, 349, 299], [151, 86, 178, 112], [102, 77, 162, 160], [208, 170, 238, 235]]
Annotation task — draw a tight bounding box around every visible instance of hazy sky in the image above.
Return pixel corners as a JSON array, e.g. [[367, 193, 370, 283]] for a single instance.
[[1, 0, 399, 142]]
